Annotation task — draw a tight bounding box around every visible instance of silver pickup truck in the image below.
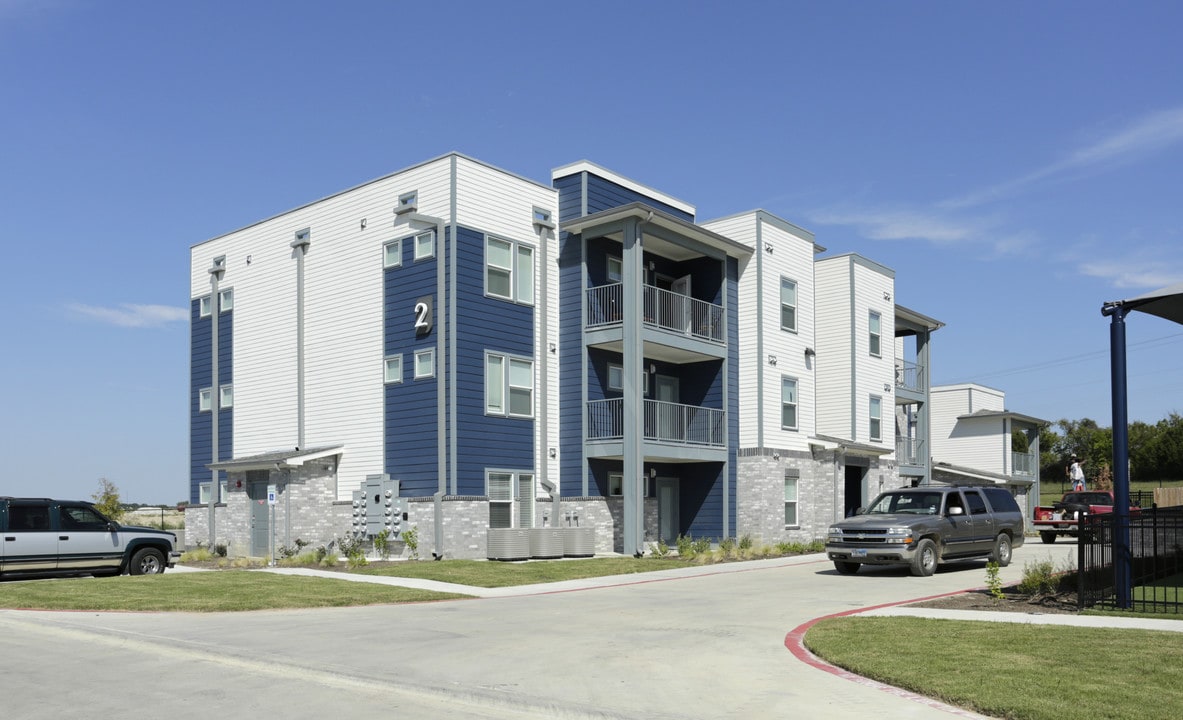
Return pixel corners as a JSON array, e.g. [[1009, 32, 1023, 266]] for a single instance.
[[825, 485, 1025, 576], [1, 497, 180, 577]]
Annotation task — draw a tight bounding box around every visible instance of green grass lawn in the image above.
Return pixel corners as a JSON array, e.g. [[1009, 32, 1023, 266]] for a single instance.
[[0, 572, 468, 612], [805, 616, 1183, 720]]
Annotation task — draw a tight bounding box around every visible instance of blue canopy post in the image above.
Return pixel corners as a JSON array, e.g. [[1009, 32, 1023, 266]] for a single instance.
[[1102, 281, 1183, 610]]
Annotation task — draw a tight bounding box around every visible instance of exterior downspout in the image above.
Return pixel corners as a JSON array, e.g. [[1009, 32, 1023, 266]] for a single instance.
[[534, 214, 555, 525]]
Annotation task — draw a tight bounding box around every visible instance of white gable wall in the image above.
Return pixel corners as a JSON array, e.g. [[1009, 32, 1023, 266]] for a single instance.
[[931, 384, 1008, 473]]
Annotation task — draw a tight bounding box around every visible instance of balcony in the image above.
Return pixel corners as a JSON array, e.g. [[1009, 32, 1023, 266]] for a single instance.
[[587, 398, 725, 448], [894, 360, 925, 393], [1012, 452, 1036, 476], [896, 436, 925, 466], [586, 283, 724, 344]]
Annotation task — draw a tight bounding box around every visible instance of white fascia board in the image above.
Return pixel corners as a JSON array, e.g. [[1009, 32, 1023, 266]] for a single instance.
[[550, 160, 696, 217]]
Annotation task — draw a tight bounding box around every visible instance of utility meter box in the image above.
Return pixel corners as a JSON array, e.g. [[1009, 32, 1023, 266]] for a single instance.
[[354, 474, 406, 539]]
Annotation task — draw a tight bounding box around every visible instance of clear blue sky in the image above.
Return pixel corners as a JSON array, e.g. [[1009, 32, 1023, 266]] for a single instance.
[[2, 1, 1181, 504]]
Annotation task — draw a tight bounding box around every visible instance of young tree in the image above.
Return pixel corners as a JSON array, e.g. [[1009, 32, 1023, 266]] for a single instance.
[[92, 478, 124, 521]]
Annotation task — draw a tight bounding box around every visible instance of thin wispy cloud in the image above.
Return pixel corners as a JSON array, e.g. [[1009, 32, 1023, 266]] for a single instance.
[[69, 303, 189, 328], [941, 107, 1183, 210], [808, 207, 983, 245], [1077, 256, 1183, 291]]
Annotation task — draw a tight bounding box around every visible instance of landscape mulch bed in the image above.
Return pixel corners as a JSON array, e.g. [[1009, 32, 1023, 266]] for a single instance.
[[909, 586, 1080, 614]]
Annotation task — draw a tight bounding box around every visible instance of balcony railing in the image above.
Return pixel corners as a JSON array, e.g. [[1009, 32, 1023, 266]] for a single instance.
[[894, 360, 925, 393], [585, 283, 724, 344], [587, 398, 725, 448], [895, 436, 925, 466], [1012, 452, 1036, 476]]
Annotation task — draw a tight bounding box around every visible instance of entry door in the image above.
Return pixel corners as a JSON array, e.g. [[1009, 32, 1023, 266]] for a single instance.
[[248, 483, 270, 557], [671, 275, 692, 333], [843, 466, 864, 517], [655, 375, 681, 442], [658, 477, 679, 544]]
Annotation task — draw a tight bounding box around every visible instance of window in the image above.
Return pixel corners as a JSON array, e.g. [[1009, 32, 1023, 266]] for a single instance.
[[199, 387, 212, 412], [198, 480, 228, 505], [384, 355, 402, 384], [870, 396, 882, 441], [383, 239, 402, 268], [780, 278, 797, 332], [414, 349, 435, 379], [485, 236, 534, 304], [607, 473, 651, 497], [219, 288, 234, 312], [607, 256, 623, 283], [607, 363, 623, 391], [965, 490, 988, 515], [486, 352, 533, 417], [414, 230, 435, 261], [781, 377, 798, 430], [487, 471, 534, 529], [8, 504, 50, 531], [199, 296, 212, 317], [60, 504, 111, 530], [219, 385, 234, 409], [869, 311, 881, 357], [784, 470, 799, 526]]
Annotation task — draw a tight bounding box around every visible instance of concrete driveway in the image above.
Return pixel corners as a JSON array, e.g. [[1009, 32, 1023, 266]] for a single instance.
[[0, 542, 1077, 720]]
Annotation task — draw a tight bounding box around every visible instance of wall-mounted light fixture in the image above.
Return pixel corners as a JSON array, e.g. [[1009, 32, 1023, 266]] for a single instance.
[[764, 243, 773, 254], [649, 363, 656, 374], [360, 218, 367, 230], [768, 354, 777, 366], [548, 342, 556, 353], [548, 448, 557, 458], [649, 468, 657, 479]]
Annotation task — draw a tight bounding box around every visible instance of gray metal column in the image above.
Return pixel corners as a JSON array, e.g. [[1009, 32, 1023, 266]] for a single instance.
[[621, 218, 644, 555], [207, 255, 225, 546]]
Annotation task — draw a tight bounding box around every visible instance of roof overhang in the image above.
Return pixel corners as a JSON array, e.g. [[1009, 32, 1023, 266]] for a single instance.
[[561, 202, 753, 261], [208, 445, 344, 472], [955, 409, 1048, 426], [811, 434, 894, 457], [932, 461, 1035, 487]]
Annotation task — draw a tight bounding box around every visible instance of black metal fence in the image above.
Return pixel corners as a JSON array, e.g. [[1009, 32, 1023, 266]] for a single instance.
[[1077, 506, 1183, 612]]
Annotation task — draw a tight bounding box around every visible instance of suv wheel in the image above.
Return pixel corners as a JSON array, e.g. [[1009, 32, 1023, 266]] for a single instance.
[[910, 538, 937, 577], [129, 548, 166, 576], [833, 561, 860, 575], [991, 534, 1012, 566]]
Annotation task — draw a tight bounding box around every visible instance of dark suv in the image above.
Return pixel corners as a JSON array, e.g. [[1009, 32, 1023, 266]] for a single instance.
[[1, 498, 180, 577], [825, 485, 1025, 576]]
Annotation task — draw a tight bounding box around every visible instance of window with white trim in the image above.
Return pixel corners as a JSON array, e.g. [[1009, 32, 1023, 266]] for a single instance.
[[608, 472, 651, 497], [383, 239, 402, 268], [414, 230, 435, 261], [607, 255, 622, 283], [384, 355, 402, 384], [486, 352, 533, 417], [781, 376, 798, 430], [199, 296, 212, 317], [219, 288, 234, 312], [199, 387, 212, 412], [784, 470, 799, 526], [487, 471, 535, 529], [780, 278, 797, 332], [870, 395, 882, 441], [869, 311, 882, 357], [485, 236, 534, 304], [414, 349, 435, 379], [199, 479, 228, 505], [219, 384, 234, 409], [607, 363, 623, 392]]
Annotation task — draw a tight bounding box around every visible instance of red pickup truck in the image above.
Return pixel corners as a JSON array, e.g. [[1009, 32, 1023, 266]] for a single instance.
[[1032, 490, 1139, 543]]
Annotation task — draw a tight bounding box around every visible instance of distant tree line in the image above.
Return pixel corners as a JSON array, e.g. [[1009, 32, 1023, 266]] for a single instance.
[[1018, 413, 1183, 485]]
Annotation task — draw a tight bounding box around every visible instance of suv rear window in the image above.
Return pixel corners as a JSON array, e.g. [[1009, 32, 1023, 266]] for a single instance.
[[982, 487, 1020, 513]]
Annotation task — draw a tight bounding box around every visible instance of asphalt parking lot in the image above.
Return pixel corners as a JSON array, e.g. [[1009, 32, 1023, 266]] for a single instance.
[[0, 543, 1094, 719]]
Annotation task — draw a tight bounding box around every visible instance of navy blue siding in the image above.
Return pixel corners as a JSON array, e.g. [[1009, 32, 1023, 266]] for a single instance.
[[453, 225, 534, 496], [557, 230, 585, 497], [555, 174, 583, 223], [681, 463, 727, 539], [189, 300, 232, 504], [585, 174, 693, 222], [384, 230, 441, 497]]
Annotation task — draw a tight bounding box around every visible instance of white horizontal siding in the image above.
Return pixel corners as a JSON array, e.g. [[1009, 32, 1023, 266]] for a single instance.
[[851, 261, 895, 447], [930, 385, 1008, 473], [813, 258, 852, 438]]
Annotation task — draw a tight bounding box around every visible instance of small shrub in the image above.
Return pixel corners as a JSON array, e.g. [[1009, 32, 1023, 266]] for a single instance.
[[278, 551, 321, 567], [719, 537, 737, 557], [692, 536, 712, 555], [180, 547, 212, 563], [373, 530, 390, 560], [651, 538, 670, 557], [1017, 557, 1073, 597], [676, 534, 694, 557], [213, 543, 228, 558], [402, 526, 420, 560], [985, 561, 1005, 601], [774, 541, 795, 555], [337, 534, 366, 564], [738, 534, 754, 551], [278, 538, 310, 559], [318, 552, 339, 567]]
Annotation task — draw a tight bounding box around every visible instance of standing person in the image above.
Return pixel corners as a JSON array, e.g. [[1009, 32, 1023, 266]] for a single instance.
[[1068, 455, 1086, 491]]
